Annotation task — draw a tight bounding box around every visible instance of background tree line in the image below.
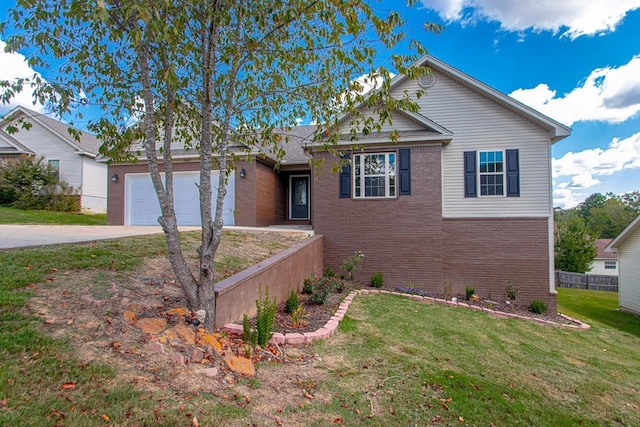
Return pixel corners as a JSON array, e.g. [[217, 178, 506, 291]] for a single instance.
[[554, 190, 640, 273]]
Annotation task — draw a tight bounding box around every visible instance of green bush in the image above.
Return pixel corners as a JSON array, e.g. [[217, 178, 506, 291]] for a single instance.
[[371, 271, 384, 288], [529, 299, 549, 315], [465, 286, 475, 300], [0, 156, 79, 211], [302, 275, 343, 304], [324, 267, 337, 278], [255, 286, 277, 347], [284, 289, 299, 314]]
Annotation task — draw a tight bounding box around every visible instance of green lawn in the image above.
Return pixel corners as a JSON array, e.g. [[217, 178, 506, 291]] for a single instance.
[[0, 206, 107, 225], [302, 291, 640, 426], [558, 287, 640, 338]]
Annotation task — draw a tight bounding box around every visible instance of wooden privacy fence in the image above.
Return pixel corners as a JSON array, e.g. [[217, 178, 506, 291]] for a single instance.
[[555, 270, 618, 292]]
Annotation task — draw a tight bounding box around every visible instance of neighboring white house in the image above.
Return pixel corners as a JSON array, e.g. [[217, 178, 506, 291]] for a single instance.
[[0, 106, 107, 213], [589, 238, 619, 276], [606, 215, 640, 315]]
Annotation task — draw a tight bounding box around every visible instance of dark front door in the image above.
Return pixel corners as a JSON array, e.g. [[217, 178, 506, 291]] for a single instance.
[[290, 176, 309, 220]]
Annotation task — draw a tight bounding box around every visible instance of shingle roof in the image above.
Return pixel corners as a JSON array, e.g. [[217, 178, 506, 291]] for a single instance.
[[594, 239, 617, 259], [274, 125, 316, 165]]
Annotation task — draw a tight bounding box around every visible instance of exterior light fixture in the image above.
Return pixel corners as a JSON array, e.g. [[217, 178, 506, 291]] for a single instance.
[[111, 173, 118, 183], [240, 168, 246, 178]]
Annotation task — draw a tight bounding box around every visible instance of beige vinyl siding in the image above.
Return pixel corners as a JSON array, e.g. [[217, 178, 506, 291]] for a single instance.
[[341, 109, 427, 134], [619, 230, 640, 314], [4, 120, 84, 189], [390, 71, 553, 218], [81, 157, 108, 213]]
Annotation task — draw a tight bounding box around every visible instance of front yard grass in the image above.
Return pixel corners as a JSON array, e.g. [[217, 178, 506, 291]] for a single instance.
[[2, 234, 639, 426], [307, 293, 640, 426], [0, 206, 107, 225]]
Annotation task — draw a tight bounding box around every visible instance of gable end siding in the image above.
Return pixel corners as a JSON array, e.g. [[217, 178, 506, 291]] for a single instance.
[[390, 70, 553, 218], [619, 230, 640, 314]]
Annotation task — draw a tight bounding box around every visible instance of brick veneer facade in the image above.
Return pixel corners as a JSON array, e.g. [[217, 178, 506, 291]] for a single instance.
[[443, 217, 555, 312], [312, 145, 555, 309], [312, 145, 445, 287]]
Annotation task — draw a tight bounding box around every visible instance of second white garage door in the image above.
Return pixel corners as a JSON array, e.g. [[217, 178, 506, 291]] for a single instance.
[[125, 171, 235, 226]]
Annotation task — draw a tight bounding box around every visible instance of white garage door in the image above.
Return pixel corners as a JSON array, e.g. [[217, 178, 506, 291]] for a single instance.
[[125, 171, 235, 226]]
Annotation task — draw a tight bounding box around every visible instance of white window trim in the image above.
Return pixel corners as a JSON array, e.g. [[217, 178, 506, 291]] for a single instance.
[[353, 152, 397, 199], [478, 150, 505, 197]]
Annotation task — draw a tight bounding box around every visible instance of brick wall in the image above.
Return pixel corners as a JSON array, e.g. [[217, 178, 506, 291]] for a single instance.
[[214, 235, 323, 327], [234, 161, 257, 226], [312, 145, 444, 287], [255, 161, 285, 226], [443, 217, 556, 311]]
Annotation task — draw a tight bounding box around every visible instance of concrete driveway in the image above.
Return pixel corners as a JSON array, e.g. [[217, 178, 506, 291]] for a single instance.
[[0, 224, 312, 250], [0, 225, 199, 250]]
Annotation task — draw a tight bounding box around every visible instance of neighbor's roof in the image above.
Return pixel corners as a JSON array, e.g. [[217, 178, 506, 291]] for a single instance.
[[0, 105, 103, 157], [0, 129, 35, 155], [606, 215, 640, 251], [594, 239, 617, 259]]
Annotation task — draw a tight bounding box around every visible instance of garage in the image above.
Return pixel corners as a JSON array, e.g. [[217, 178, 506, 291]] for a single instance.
[[124, 171, 235, 226]]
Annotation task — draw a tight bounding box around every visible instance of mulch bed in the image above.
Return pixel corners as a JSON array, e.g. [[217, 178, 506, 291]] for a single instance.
[[269, 284, 577, 335]]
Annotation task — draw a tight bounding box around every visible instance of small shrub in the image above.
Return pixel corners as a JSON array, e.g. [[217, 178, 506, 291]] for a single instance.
[[465, 286, 475, 300], [255, 286, 277, 347], [290, 306, 308, 328], [341, 251, 364, 281], [284, 289, 299, 314], [486, 302, 494, 310], [505, 282, 520, 312], [242, 313, 251, 343], [442, 281, 453, 301], [371, 271, 384, 288], [333, 278, 345, 293], [324, 267, 337, 278], [529, 299, 548, 315], [309, 285, 330, 305], [302, 275, 316, 294]]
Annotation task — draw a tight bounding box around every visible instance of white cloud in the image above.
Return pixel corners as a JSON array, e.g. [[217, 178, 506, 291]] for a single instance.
[[509, 55, 640, 126], [552, 131, 640, 207], [0, 39, 45, 114], [423, 0, 640, 39]]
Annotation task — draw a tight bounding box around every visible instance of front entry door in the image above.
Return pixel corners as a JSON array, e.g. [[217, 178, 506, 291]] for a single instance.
[[290, 175, 309, 220]]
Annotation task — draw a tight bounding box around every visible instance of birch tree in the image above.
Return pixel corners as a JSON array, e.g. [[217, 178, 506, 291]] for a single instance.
[[2, 0, 435, 329]]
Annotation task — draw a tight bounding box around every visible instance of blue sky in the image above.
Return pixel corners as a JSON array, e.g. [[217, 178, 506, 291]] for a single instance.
[[2, 1, 640, 208]]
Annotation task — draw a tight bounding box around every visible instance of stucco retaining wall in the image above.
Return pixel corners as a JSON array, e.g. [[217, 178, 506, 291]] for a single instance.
[[214, 235, 323, 327]]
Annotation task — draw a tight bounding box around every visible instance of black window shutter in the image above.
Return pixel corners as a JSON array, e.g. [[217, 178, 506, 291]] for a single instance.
[[506, 149, 520, 197], [398, 148, 411, 195], [339, 153, 351, 198], [464, 151, 477, 198]]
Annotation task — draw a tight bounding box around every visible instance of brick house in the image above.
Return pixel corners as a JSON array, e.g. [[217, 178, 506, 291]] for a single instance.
[[107, 55, 570, 308]]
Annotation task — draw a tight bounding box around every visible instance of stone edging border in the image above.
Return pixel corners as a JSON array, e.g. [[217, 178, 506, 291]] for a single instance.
[[222, 289, 590, 345]]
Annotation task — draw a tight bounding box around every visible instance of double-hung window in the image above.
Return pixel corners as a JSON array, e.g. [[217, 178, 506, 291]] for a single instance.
[[48, 159, 60, 181], [604, 261, 617, 270], [479, 151, 504, 196], [353, 152, 396, 198]]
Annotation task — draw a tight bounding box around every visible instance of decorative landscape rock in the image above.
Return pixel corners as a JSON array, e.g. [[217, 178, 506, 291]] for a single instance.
[[134, 317, 167, 334], [172, 323, 196, 345], [223, 354, 255, 377], [123, 310, 136, 325]]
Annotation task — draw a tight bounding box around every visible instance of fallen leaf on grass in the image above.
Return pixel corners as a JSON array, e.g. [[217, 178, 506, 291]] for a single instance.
[[458, 416, 465, 423], [304, 392, 314, 399], [101, 414, 110, 421], [61, 383, 76, 389], [333, 417, 343, 424]]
